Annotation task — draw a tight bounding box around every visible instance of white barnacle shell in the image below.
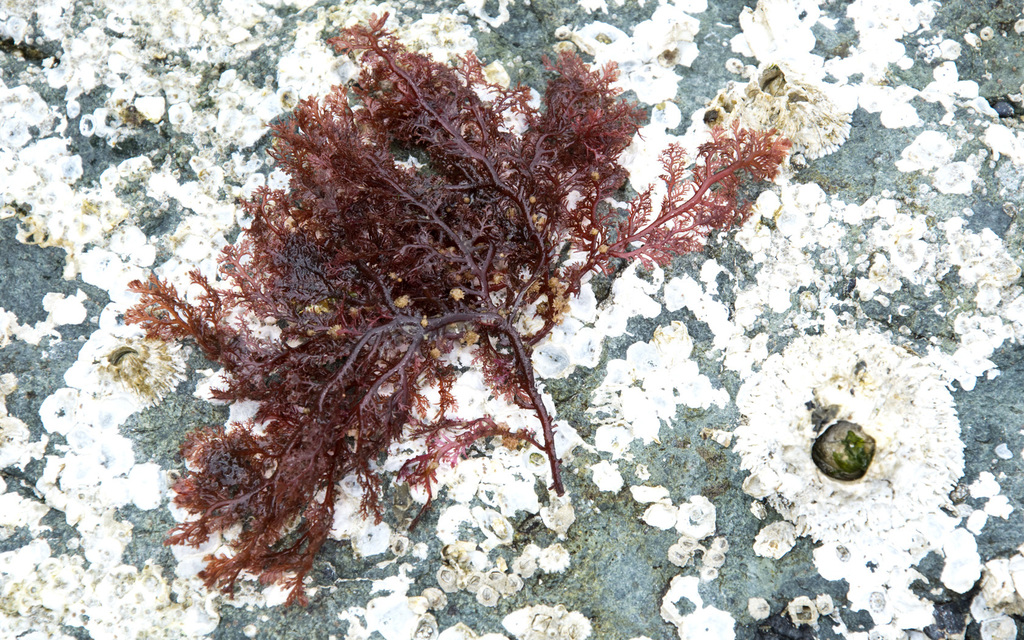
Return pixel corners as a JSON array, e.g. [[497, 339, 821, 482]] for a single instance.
[[706, 63, 853, 159], [420, 587, 447, 611], [412, 614, 439, 640], [503, 604, 592, 640], [667, 536, 700, 568], [699, 565, 719, 582], [675, 495, 716, 540], [484, 569, 508, 593], [502, 572, 525, 595], [667, 536, 700, 565], [815, 594, 834, 616], [436, 565, 461, 593], [980, 556, 1024, 616], [537, 543, 571, 573], [540, 493, 576, 538], [708, 536, 729, 554], [389, 533, 410, 557], [558, 611, 593, 640], [787, 596, 819, 626], [463, 570, 485, 594], [752, 521, 797, 559], [92, 335, 186, 407], [474, 507, 514, 547], [441, 541, 484, 571], [475, 584, 501, 607], [703, 547, 727, 569], [641, 502, 679, 530], [748, 597, 771, 621], [512, 543, 542, 579]]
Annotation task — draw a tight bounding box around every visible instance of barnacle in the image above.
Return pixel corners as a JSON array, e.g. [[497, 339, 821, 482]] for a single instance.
[[435, 565, 460, 593], [420, 587, 447, 611], [539, 493, 575, 537], [475, 584, 500, 607], [675, 495, 716, 540], [463, 570, 485, 594], [752, 520, 797, 559], [484, 569, 508, 593], [734, 327, 963, 544], [787, 596, 819, 626], [96, 336, 186, 406], [707, 63, 851, 159], [503, 572, 524, 595], [667, 535, 700, 567], [411, 614, 438, 640], [748, 597, 771, 621]]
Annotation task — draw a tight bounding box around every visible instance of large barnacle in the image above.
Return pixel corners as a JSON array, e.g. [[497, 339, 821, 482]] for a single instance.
[[96, 336, 186, 406], [707, 63, 852, 159]]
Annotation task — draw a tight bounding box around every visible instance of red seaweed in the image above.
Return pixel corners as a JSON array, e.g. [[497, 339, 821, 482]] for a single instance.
[[126, 14, 789, 604]]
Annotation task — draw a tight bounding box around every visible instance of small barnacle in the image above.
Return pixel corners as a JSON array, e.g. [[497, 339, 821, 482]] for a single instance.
[[699, 565, 719, 581], [537, 543, 571, 573], [436, 565, 460, 593], [512, 544, 541, 579], [421, 587, 447, 610], [811, 420, 876, 481], [752, 521, 796, 559], [758, 64, 786, 96], [463, 570, 485, 594], [558, 611, 593, 640], [539, 494, 576, 537], [412, 614, 439, 639], [675, 495, 716, 540], [787, 596, 819, 626], [485, 512, 514, 545], [502, 572, 524, 595], [667, 535, 700, 568], [97, 337, 186, 407], [475, 584, 500, 607], [484, 569, 508, 593], [748, 597, 771, 621], [815, 594, 834, 616], [389, 533, 410, 557]]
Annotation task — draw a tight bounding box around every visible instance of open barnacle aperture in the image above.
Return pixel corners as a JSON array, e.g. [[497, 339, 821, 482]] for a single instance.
[[811, 420, 876, 481]]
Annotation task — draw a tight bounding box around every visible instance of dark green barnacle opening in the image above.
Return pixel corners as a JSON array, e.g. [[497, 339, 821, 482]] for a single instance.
[[812, 420, 876, 481]]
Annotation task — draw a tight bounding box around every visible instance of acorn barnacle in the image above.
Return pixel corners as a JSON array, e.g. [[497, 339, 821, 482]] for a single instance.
[[97, 336, 186, 406], [706, 62, 852, 159], [811, 420, 876, 481]]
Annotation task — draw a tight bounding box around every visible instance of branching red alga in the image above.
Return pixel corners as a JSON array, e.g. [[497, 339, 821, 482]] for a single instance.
[[126, 15, 790, 604]]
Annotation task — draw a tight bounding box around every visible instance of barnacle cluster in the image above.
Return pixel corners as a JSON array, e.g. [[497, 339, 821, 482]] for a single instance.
[[503, 603, 592, 640], [787, 594, 834, 627], [434, 541, 525, 608], [733, 327, 963, 544], [0, 373, 46, 471], [0, 546, 218, 638], [648, 494, 729, 581], [979, 552, 1024, 617], [706, 64, 852, 159]]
